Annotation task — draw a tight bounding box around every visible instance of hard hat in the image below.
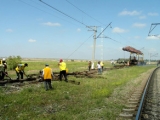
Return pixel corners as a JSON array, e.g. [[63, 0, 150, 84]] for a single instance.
[[2, 58, 5, 61], [60, 59, 63, 62]]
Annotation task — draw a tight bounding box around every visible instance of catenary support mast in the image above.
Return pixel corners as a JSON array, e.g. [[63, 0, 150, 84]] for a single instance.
[[87, 26, 98, 69]]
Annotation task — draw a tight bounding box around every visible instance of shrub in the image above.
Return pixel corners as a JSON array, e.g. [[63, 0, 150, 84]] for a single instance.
[[7, 56, 22, 70]]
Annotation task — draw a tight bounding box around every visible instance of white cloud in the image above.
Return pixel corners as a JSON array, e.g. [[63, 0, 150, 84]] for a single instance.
[[77, 28, 81, 32], [139, 15, 146, 19], [43, 22, 61, 26], [6, 29, 13, 32], [28, 39, 36, 42], [148, 12, 159, 16], [146, 36, 160, 40], [119, 10, 141, 16], [133, 23, 146, 28], [112, 27, 128, 33]]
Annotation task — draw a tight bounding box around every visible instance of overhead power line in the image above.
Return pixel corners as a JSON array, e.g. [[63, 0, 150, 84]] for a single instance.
[[18, 0, 86, 28], [97, 22, 112, 38], [39, 0, 94, 30], [67, 33, 94, 59], [65, 0, 105, 26], [39, 0, 123, 46], [66, 0, 143, 49], [99, 36, 123, 45]]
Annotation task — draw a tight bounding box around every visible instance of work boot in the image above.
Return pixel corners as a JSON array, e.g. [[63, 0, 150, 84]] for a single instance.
[[65, 80, 68, 82]]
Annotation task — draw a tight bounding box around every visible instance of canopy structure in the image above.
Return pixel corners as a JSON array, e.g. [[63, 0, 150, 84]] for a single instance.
[[122, 46, 143, 55]]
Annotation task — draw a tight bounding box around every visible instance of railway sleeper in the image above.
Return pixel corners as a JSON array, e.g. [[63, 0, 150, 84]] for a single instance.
[[125, 105, 138, 109], [131, 95, 141, 98], [129, 98, 140, 100], [131, 96, 141, 98], [119, 113, 135, 118], [132, 93, 142, 95], [128, 101, 139, 104], [122, 108, 136, 112]]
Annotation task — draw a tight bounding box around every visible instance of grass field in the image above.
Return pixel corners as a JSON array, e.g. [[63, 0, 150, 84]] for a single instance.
[[0, 60, 156, 120]]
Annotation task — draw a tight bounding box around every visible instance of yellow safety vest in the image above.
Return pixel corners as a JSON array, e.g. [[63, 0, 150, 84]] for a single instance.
[[100, 62, 104, 66], [0, 60, 2, 65], [43, 67, 52, 80], [59, 62, 66, 71], [15, 64, 25, 72], [0, 60, 4, 71]]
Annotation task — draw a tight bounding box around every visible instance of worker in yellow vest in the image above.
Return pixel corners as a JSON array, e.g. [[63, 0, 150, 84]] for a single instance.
[[15, 63, 28, 80], [42, 64, 53, 91], [58, 59, 68, 82], [100, 61, 104, 72], [0, 58, 8, 80]]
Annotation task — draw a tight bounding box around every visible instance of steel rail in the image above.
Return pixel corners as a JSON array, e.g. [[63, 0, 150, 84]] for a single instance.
[[135, 67, 159, 120]]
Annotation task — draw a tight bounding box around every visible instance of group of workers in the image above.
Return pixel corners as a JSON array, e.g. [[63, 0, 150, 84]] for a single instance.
[[88, 61, 104, 74], [1, 58, 68, 91], [16, 59, 68, 91], [42, 59, 68, 91], [1, 58, 106, 90]]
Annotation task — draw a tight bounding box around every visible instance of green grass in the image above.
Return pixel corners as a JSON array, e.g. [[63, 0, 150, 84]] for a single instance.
[[0, 60, 156, 120]]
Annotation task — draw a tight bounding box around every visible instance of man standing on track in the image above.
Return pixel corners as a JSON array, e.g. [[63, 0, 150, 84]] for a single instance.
[[58, 59, 68, 82], [88, 61, 92, 71], [42, 64, 53, 91], [100, 61, 104, 72]]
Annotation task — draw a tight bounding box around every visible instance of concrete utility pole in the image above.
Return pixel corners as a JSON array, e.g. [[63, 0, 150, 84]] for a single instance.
[[87, 26, 98, 69], [101, 28, 104, 62], [87, 23, 112, 69]]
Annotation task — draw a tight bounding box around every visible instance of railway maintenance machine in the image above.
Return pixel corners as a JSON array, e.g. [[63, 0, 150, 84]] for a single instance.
[[117, 46, 144, 66]]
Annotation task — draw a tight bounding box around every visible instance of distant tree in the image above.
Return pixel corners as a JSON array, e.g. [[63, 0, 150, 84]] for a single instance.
[[7, 56, 22, 70]]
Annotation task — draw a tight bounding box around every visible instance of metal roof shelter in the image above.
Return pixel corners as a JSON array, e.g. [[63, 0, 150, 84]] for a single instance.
[[122, 46, 143, 55], [122, 46, 144, 65]]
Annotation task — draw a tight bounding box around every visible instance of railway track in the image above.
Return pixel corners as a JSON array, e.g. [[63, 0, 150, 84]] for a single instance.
[[118, 67, 160, 120], [0, 65, 126, 86]]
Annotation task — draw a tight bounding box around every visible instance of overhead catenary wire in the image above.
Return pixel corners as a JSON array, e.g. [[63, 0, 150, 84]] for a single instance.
[[39, 0, 135, 49], [18, 0, 80, 27], [22, 0, 144, 59], [99, 36, 123, 45], [148, 23, 160, 37], [65, 0, 133, 48], [65, 0, 106, 26], [66, 0, 139, 48], [114, 32, 138, 47], [66, 33, 94, 59], [96, 22, 112, 39], [65, 0, 128, 47], [39, 0, 94, 30]]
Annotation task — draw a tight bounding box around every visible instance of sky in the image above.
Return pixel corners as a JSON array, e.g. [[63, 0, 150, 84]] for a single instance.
[[1, 0, 160, 61]]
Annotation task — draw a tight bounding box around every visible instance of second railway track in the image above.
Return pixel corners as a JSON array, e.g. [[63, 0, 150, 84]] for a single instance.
[[118, 67, 160, 120]]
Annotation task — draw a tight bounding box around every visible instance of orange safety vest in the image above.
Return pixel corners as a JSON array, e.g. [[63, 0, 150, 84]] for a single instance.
[[43, 67, 52, 80]]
